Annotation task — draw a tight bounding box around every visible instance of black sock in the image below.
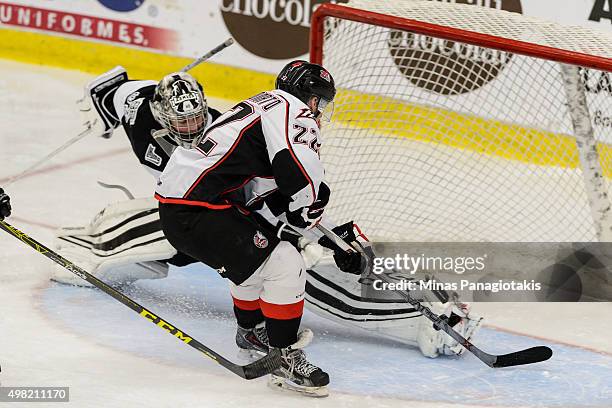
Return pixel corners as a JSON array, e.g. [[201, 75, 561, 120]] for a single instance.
[[234, 306, 264, 329], [265, 316, 302, 348]]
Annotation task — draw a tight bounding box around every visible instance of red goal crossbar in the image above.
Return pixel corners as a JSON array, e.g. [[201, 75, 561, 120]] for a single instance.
[[310, 3, 612, 72]]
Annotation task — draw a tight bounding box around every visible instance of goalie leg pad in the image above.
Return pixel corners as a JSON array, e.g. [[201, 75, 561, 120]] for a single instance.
[[52, 197, 176, 286], [303, 263, 483, 357], [417, 302, 483, 358]]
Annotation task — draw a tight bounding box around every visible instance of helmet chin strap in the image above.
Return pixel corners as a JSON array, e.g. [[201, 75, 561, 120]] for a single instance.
[[307, 96, 320, 117]]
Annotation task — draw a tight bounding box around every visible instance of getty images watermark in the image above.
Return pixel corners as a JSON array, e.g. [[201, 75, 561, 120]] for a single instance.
[[370, 253, 542, 293], [364, 243, 612, 302]]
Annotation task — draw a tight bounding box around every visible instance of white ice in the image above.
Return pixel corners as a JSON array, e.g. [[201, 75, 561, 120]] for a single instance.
[[0, 59, 611, 408]]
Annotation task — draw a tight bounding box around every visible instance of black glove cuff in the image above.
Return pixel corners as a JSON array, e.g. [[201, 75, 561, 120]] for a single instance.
[[318, 221, 356, 250]]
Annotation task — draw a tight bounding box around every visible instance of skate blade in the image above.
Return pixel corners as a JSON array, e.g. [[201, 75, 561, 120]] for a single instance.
[[268, 375, 329, 398]]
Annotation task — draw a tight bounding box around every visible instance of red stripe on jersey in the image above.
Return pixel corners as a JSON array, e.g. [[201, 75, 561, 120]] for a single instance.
[[276, 94, 316, 206], [232, 297, 261, 311], [235, 204, 251, 215], [184, 117, 262, 198], [219, 175, 256, 197], [154, 193, 232, 209], [259, 299, 304, 320]]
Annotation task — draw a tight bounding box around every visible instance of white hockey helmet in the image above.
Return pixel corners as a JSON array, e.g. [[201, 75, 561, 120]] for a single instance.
[[150, 72, 208, 149]]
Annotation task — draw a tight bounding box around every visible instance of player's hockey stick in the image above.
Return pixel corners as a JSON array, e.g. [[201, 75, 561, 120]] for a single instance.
[[0, 219, 281, 379], [315, 224, 553, 368], [181, 38, 235, 72]]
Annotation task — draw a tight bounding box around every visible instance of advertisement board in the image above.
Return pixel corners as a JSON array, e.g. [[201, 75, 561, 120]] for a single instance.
[[0, 0, 607, 75], [0, 0, 610, 124]]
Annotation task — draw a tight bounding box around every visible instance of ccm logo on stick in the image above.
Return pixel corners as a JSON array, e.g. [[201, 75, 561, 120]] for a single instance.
[[140, 309, 193, 344]]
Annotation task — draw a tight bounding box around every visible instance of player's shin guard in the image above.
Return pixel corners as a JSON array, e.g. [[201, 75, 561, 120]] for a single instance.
[[232, 298, 264, 329], [417, 301, 483, 358], [259, 299, 303, 348]]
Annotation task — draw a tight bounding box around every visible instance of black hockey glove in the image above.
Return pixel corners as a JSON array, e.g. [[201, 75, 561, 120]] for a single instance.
[[286, 183, 330, 229], [0, 188, 11, 220], [273, 221, 302, 248], [318, 221, 368, 275]]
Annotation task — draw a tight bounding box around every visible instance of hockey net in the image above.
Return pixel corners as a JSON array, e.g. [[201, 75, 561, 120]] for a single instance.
[[311, 0, 612, 242]]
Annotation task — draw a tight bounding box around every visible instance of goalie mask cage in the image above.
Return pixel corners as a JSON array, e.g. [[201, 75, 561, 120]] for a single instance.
[[310, 0, 612, 242]]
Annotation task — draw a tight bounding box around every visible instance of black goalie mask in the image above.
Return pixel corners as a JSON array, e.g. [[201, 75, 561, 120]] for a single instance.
[[150, 72, 208, 148]]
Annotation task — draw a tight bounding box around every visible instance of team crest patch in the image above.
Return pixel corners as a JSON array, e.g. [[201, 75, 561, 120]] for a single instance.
[[170, 80, 201, 114], [253, 231, 268, 249], [145, 144, 162, 166]]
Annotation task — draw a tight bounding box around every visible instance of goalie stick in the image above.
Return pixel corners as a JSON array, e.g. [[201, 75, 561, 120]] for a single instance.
[[180, 38, 235, 72], [315, 224, 553, 368], [3, 121, 96, 187], [0, 219, 281, 379]]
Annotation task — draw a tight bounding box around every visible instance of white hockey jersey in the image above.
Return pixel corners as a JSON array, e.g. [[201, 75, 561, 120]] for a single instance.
[[155, 90, 325, 212]]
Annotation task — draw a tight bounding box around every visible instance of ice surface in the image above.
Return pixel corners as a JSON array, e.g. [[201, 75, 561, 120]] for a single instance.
[[0, 59, 611, 407], [42, 265, 612, 407]]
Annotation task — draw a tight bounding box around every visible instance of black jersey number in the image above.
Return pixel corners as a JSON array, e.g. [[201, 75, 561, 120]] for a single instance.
[[292, 124, 320, 154], [197, 102, 256, 155], [222, 102, 256, 124], [202, 102, 255, 137]]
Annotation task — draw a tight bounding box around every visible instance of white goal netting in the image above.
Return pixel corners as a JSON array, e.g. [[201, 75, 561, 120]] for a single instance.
[[316, 0, 612, 242]]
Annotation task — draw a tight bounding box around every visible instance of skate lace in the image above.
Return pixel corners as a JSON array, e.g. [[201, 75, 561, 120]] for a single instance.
[[254, 325, 269, 346], [288, 350, 318, 376]]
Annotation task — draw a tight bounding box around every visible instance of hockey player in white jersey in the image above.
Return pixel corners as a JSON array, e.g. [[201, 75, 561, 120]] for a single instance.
[[53, 62, 481, 377], [156, 60, 340, 396]]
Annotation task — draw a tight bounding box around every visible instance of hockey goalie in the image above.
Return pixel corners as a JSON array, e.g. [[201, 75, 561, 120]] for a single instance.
[[52, 62, 481, 396]]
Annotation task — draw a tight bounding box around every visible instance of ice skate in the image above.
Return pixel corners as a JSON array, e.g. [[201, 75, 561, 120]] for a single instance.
[[236, 322, 269, 358], [268, 329, 329, 397]]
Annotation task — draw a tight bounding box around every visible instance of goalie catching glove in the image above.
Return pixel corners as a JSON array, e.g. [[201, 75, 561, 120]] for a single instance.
[[318, 221, 369, 275]]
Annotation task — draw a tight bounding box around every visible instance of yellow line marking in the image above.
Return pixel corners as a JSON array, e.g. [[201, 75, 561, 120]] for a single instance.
[[334, 91, 612, 176], [2, 28, 610, 175]]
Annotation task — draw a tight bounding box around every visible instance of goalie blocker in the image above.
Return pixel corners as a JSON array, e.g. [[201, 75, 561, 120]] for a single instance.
[[81, 66, 128, 139], [52, 197, 482, 359]]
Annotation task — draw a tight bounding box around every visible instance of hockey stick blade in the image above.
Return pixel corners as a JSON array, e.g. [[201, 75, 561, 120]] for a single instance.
[[0, 219, 280, 380], [491, 346, 553, 368], [242, 348, 282, 379]]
